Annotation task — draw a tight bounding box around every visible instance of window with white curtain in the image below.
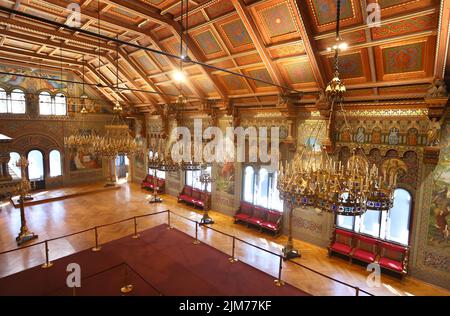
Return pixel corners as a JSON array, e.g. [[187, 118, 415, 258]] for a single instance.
[[10, 89, 26, 114], [39, 92, 67, 115], [185, 166, 212, 192], [242, 165, 283, 211], [27, 150, 44, 180], [49, 150, 62, 177], [336, 188, 412, 245], [0, 88, 7, 113], [8, 152, 22, 179], [243, 166, 255, 203], [54, 93, 67, 115], [148, 150, 165, 179], [39, 92, 52, 115]]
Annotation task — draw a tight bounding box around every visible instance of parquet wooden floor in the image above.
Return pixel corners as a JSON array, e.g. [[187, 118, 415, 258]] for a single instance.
[[0, 182, 448, 296]]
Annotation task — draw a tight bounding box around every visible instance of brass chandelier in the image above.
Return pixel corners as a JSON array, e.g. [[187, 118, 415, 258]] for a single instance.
[[64, 57, 97, 150], [277, 0, 396, 216]]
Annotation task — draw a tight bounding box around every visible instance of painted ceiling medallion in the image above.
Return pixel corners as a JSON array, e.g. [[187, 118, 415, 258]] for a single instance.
[[258, 1, 299, 38]]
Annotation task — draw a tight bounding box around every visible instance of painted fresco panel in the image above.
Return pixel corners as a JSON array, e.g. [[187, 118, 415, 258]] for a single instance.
[[383, 43, 424, 74]]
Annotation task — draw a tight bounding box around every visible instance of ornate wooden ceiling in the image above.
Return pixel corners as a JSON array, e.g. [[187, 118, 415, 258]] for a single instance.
[[0, 0, 448, 114]]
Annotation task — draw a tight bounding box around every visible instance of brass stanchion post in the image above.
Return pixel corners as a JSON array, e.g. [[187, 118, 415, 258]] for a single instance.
[[228, 236, 238, 263], [132, 217, 140, 239], [167, 211, 172, 229], [193, 221, 200, 245], [274, 256, 285, 286], [41, 240, 53, 269], [92, 226, 101, 252], [120, 264, 133, 294]]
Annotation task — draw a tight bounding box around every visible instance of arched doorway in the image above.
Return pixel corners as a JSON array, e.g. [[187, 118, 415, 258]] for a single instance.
[[27, 149, 45, 190], [115, 155, 129, 181]]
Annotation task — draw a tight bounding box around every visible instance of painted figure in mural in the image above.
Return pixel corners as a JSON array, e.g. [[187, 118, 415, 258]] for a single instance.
[[388, 128, 399, 145], [355, 127, 365, 144], [341, 127, 351, 142], [426, 118, 441, 147], [432, 187, 449, 242], [407, 128, 418, 146], [371, 127, 382, 144], [70, 148, 100, 171], [216, 162, 235, 195]]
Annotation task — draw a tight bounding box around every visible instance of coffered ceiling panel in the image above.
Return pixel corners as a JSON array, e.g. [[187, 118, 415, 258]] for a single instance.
[[307, 0, 363, 33], [251, 0, 301, 45], [192, 29, 226, 59], [217, 17, 254, 53], [0, 0, 445, 112], [375, 37, 436, 81]]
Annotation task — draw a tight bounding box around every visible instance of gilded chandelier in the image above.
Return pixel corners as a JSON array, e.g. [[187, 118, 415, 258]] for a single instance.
[[92, 106, 139, 158], [277, 0, 396, 216]]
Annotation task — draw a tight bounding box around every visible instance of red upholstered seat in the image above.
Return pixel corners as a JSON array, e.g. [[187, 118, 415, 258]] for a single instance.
[[379, 241, 406, 253], [235, 213, 250, 221], [191, 189, 201, 200], [352, 249, 376, 263], [184, 186, 192, 196], [379, 257, 403, 272], [336, 229, 354, 238], [240, 202, 254, 215], [247, 217, 263, 225], [260, 221, 277, 231], [331, 242, 352, 255]]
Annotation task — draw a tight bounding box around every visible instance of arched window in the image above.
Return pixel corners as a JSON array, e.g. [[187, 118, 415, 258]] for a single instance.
[[39, 91, 52, 115], [8, 152, 21, 179], [54, 93, 67, 115], [242, 165, 283, 211], [148, 150, 165, 179], [10, 89, 26, 114], [243, 166, 254, 203], [185, 166, 212, 192], [336, 188, 412, 245], [0, 88, 7, 113], [27, 150, 44, 181], [257, 168, 269, 207], [269, 171, 283, 211], [49, 150, 62, 177], [384, 189, 412, 245]]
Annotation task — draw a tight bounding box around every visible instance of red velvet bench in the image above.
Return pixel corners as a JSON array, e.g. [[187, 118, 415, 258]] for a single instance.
[[328, 229, 354, 258], [178, 185, 210, 209], [141, 175, 165, 193], [234, 201, 282, 236], [351, 235, 378, 264], [378, 241, 409, 278]]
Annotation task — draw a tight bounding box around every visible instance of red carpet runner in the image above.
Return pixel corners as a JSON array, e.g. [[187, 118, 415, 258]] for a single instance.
[[0, 224, 309, 296]]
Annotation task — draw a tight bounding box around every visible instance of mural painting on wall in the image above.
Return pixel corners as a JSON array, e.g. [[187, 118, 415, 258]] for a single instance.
[[69, 130, 102, 172], [215, 162, 235, 195], [371, 127, 382, 144], [69, 147, 102, 171], [355, 127, 365, 143], [0, 65, 67, 90], [427, 123, 450, 249], [133, 119, 146, 176]]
